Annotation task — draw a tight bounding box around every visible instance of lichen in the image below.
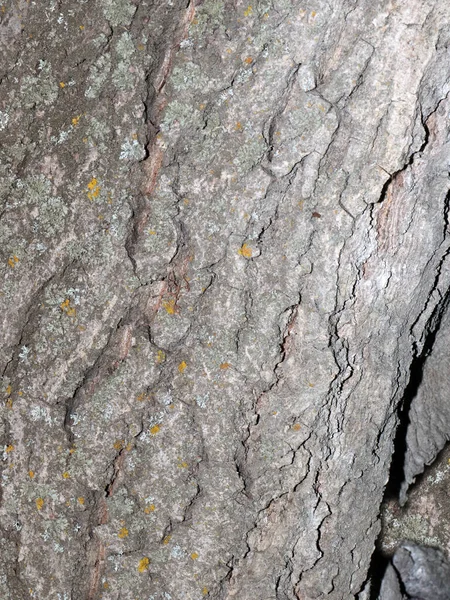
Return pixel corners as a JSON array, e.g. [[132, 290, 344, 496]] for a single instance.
[[103, 0, 136, 26]]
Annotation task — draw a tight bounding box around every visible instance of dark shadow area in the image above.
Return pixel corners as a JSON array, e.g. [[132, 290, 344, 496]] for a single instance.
[[383, 354, 425, 501], [367, 546, 391, 600]]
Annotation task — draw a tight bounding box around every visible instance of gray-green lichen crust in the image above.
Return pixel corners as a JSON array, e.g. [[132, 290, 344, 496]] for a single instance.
[[2, 1, 450, 599]]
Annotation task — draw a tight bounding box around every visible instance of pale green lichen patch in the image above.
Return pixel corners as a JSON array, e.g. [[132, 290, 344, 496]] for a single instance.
[[19, 60, 59, 109], [85, 54, 111, 99], [102, 0, 136, 27]]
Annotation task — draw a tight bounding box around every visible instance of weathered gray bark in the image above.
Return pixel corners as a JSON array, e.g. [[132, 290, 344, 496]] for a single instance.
[[1, 1, 450, 599]]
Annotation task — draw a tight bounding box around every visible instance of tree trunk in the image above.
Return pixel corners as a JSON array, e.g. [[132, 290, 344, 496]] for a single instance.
[[1, 1, 450, 598]]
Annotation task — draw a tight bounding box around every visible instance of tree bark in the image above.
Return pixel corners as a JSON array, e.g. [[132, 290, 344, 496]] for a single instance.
[[1, 1, 450, 599]]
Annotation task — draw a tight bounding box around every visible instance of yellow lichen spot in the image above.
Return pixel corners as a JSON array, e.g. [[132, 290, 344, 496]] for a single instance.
[[137, 557, 150, 572], [18, 390, 23, 396], [263, 12, 269, 19], [244, 56, 253, 65], [148, 229, 157, 235], [162, 535, 171, 545], [5, 384, 12, 395], [60, 298, 69, 310], [235, 122, 243, 131], [87, 177, 101, 201], [126, 442, 133, 451], [78, 497, 85, 505], [72, 115, 81, 126], [156, 350, 166, 364], [292, 423, 301, 431], [168, 403, 175, 410], [36, 497, 44, 511], [5, 445, 14, 453], [132, 133, 138, 140], [103, 582, 109, 589], [62, 471, 70, 479], [238, 243, 252, 258], [178, 460, 188, 469], [79, 24, 84, 30], [311, 10, 317, 17], [28, 470, 35, 478], [144, 504, 156, 514], [308, 382, 315, 388], [8, 255, 19, 268], [69, 446, 76, 454], [178, 361, 187, 373], [162, 298, 176, 314], [202, 588, 209, 596], [5, 398, 13, 409], [244, 5, 253, 16], [150, 424, 161, 436], [118, 527, 129, 539], [190, 552, 199, 560], [113, 439, 124, 450], [137, 43, 145, 51], [59, 81, 65, 88]]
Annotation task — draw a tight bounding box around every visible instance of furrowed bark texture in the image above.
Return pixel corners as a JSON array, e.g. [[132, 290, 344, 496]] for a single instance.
[[1, 1, 450, 599]]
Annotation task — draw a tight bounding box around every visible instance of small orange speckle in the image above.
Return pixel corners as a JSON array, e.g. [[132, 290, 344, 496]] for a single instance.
[[178, 361, 187, 373], [238, 243, 252, 258], [36, 497, 44, 511], [87, 177, 101, 200], [235, 122, 243, 131], [62, 471, 70, 479], [28, 470, 35, 478], [103, 582, 109, 589], [150, 424, 161, 435], [162, 535, 171, 545], [137, 557, 150, 572], [118, 527, 129, 539], [220, 362, 231, 369], [78, 497, 85, 505], [72, 115, 81, 126], [59, 82, 65, 88], [244, 56, 253, 64], [190, 552, 199, 560], [113, 439, 124, 450], [162, 298, 176, 315], [144, 504, 156, 514], [199, 103, 206, 109], [8, 255, 19, 268], [5, 445, 14, 453], [292, 423, 301, 431]]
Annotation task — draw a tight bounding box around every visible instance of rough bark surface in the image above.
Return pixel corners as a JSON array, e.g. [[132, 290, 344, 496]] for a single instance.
[[1, 1, 450, 599]]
